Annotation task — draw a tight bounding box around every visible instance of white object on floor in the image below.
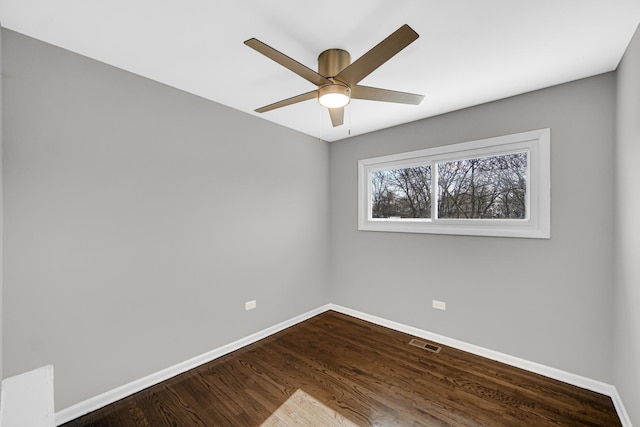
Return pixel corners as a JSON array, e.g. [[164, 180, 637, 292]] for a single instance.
[[0, 365, 54, 427]]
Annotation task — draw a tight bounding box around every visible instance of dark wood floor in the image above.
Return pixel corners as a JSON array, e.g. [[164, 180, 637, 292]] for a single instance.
[[63, 311, 621, 426]]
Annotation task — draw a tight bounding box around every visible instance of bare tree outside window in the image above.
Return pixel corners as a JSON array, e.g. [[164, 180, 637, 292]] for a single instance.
[[437, 153, 527, 219], [371, 166, 431, 218], [371, 153, 527, 220]]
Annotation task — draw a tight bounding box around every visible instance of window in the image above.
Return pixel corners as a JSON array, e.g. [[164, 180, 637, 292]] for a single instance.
[[358, 129, 550, 238]]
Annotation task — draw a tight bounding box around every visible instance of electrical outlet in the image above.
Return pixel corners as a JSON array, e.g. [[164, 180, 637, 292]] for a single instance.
[[245, 300, 256, 310], [432, 300, 446, 311]]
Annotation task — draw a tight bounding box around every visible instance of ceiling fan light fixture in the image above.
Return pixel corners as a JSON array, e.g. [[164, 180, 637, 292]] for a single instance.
[[318, 83, 351, 108]]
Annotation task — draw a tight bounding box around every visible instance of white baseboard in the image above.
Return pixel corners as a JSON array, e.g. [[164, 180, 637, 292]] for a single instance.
[[54, 305, 331, 426], [55, 303, 632, 427], [610, 389, 633, 427]]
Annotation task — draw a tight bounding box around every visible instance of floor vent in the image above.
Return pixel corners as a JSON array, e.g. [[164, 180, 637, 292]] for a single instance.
[[409, 338, 441, 353]]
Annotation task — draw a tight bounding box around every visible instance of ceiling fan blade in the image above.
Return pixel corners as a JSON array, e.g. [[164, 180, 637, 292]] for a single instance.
[[255, 90, 318, 113], [328, 107, 344, 127], [245, 38, 332, 87], [335, 24, 419, 86], [351, 85, 424, 105]]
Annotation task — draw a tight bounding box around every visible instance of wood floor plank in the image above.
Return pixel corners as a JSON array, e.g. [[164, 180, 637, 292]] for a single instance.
[[62, 311, 621, 426]]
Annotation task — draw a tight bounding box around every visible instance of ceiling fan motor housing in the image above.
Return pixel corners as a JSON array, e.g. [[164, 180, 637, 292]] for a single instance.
[[317, 49, 352, 109], [318, 49, 351, 78]]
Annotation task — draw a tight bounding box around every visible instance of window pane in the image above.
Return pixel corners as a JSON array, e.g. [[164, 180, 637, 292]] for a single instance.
[[437, 152, 527, 219], [371, 165, 431, 218]]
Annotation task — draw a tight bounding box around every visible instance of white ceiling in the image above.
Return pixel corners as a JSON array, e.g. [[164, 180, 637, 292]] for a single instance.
[[1, 1, 639, 142]]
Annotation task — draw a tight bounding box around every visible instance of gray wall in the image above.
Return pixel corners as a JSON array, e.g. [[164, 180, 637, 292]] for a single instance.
[[2, 29, 330, 410], [329, 74, 616, 383], [0, 23, 3, 388], [614, 23, 640, 426]]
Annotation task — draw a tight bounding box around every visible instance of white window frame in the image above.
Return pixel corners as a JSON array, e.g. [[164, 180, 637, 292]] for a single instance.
[[358, 128, 550, 238]]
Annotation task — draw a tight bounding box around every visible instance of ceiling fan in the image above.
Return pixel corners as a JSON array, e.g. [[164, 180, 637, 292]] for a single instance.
[[244, 24, 424, 127]]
